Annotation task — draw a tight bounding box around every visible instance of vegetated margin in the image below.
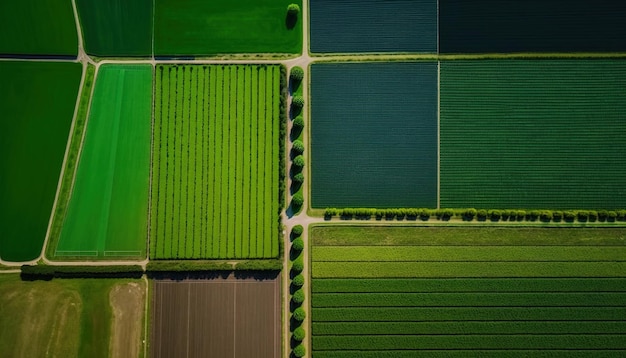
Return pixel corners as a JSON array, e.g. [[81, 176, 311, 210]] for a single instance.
[[46, 63, 96, 258], [324, 208, 626, 224]]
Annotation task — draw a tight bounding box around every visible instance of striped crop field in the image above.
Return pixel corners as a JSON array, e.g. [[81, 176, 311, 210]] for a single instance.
[[310, 0, 437, 53], [310, 226, 626, 356], [150, 64, 280, 259], [440, 60, 626, 209], [310, 62, 438, 208]]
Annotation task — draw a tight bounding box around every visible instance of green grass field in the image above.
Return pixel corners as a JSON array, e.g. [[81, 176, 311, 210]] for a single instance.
[[76, 0, 152, 56], [0, 0, 77, 56], [0, 274, 144, 358], [0, 61, 81, 262], [56, 65, 152, 259], [150, 65, 280, 259], [440, 59, 626, 209], [310, 62, 438, 208], [311, 226, 626, 356], [154, 0, 302, 56]]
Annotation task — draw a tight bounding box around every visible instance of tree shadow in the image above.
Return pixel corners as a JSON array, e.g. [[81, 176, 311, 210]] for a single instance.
[[285, 13, 298, 30]]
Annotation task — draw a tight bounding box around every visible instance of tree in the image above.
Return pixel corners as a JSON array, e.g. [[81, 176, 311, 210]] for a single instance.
[[292, 224, 304, 236], [287, 4, 300, 15], [292, 326, 305, 341], [292, 289, 305, 304], [286, 4, 300, 29], [292, 95, 304, 109], [292, 273, 304, 287], [292, 139, 304, 154], [292, 307, 306, 321], [292, 193, 304, 207], [292, 172, 304, 185], [292, 155, 305, 169], [292, 256, 304, 272], [292, 115, 304, 129], [290, 66, 304, 82], [291, 237, 304, 251], [293, 344, 306, 358]]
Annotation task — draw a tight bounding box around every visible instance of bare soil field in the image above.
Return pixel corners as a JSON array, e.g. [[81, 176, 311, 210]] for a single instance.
[[110, 281, 146, 358], [150, 274, 280, 358]]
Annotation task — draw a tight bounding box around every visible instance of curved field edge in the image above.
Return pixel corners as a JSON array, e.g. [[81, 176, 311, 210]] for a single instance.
[[0, 274, 146, 358], [0, 61, 82, 262], [55, 64, 152, 259], [45, 63, 96, 260]]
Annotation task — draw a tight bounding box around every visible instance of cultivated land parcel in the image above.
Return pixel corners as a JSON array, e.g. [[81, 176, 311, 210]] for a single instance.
[[311, 226, 626, 356], [56, 65, 152, 259], [0, 61, 81, 262], [150, 65, 281, 259]]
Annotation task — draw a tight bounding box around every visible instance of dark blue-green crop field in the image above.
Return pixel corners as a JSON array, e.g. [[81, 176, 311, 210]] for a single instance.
[[310, 0, 437, 53], [310, 62, 438, 208]]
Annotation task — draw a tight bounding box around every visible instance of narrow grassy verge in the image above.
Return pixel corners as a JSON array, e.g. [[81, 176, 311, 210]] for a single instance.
[[45, 63, 96, 260]]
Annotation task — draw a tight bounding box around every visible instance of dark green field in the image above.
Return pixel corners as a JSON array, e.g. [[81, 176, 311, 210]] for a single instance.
[[311, 226, 626, 356], [439, 0, 626, 53], [76, 0, 152, 56], [310, 62, 438, 208], [0, 61, 82, 262], [154, 0, 301, 56], [0, 0, 77, 56], [440, 60, 626, 209], [310, 0, 437, 53]]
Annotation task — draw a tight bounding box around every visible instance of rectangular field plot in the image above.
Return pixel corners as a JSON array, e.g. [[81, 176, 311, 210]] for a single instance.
[[440, 60, 626, 209], [154, 0, 301, 56], [150, 65, 280, 259], [310, 0, 436, 53], [56, 65, 152, 259], [150, 276, 280, 358], [439, 0, 626, 53], [0, 0, 77, 56], [0, 61, 81, 262], [310, 226, 626, 356], [311, 62, 437, 208], [76, 0, 152, 56]]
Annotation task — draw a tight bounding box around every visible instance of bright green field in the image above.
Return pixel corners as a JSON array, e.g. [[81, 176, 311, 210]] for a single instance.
[[0, 61, 81, 262], [76, 0, 152, 56], [311, 226, 626, 356], [0, 274, 144, 358], [56, 65, 152, 259], [0, 0, 77, 56], [154, 0, 302, 56], [150, 65, 280, 259], [440, 60, 626, 209]]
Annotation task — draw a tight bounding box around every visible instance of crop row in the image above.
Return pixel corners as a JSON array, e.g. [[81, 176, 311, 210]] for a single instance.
[[312, 321, 626, 336], [312, 278, 626, 293], [312, 246, 626, 262], [312, 292, 626, 308], [150, 64, 280, 259], [312, 261, 626, 278], [312, 334, 626, 350], [312, 351, 622, 358], [311, 307, 626, 322]]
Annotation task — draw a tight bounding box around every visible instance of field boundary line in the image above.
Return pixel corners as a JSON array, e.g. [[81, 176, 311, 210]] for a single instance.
[[233, 282, 237, 358], [104, 251, 142, 257], [146, 63, 156, 261], [54, 250, 98, 257], [437, 60, 441, 209]]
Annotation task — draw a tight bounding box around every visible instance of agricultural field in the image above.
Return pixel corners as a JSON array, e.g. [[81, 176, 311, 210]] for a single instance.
[[0, 274, 146, 358], [439, 0, 626, 53], [440, 60, 626, 209], [56, 65, 152, 259], [310, 0, 437, 53], [0, 0, 77, 56], [75, 0, 152, 56], [0, 61, 81, 262], [310, 62, 438, 208], [311, 226, 626, 356], [154, 0, 302, 56], [150, 65, 281, 259], [150, 275, 280, 358]]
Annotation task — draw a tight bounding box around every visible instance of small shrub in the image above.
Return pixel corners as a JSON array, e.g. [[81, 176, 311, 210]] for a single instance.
[[564, 211, 576, 221], [292, 140, 304, 154], [291, 237, 304, 251], [516, 210, 526, 220], [540, 210, 553, 222], [292, 225, 303, 236], [488, 209, 502, 221], [588, 210, 598, 221], [527, 210, 540, 221], [552, 210, 563, 221], [598, 210, 608, 221], [577, 210, 589, 221], [293, 344, 306, 358], [608, 211, 618, 220], [292, 326, 305, 341], [477, 209, 487, 220], [292, 289, 305, 304], [292, 274, 304, 287], [292, 257, 304, 272], [618, 210, 626, 221], [464, 208, 477, 220], [292, 307, 306, 321]]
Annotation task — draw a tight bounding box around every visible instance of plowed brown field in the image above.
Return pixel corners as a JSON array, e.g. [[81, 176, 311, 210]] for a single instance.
[[150, 275, 280, 358]]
